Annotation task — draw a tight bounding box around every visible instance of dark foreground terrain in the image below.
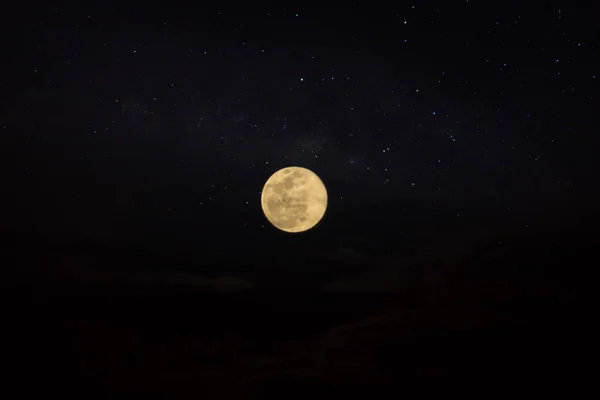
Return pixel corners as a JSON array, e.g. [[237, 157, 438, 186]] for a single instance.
[[1, 225, 591, 398]]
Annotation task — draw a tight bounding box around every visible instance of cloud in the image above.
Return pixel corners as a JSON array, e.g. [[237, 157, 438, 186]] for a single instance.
[[212, 276, 255, 294]]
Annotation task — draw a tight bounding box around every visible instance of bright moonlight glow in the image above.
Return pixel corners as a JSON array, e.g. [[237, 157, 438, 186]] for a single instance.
[[260, 166, 328, 233]]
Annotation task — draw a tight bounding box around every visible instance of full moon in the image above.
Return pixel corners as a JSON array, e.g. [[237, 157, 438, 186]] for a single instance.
[[261, 166, 328, 233]]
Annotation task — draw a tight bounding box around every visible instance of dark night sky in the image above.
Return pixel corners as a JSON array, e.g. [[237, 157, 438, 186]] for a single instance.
[[2, 0, 599, 286]]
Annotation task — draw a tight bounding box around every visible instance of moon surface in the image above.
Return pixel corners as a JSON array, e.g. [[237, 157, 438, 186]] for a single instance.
[[261, 166, 328, 233]]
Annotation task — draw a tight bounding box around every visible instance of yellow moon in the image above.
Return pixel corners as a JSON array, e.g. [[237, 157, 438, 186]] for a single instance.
[[261, 166, 328, 233]]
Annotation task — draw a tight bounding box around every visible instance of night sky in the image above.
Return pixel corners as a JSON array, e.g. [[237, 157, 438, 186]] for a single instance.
[[2, 0, 599, 289], [1, 1, 597, 394]]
